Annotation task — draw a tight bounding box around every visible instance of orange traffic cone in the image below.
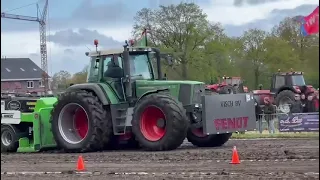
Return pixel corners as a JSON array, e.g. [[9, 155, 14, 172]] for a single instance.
[[76, 155, 86, 171], [230, 146, 240, 164]]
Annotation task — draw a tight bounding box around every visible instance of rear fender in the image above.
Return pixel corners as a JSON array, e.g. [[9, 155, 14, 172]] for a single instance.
[[202, 93, 256, 134], [66, 83, 112, 105], [277, 87, 295, 95]]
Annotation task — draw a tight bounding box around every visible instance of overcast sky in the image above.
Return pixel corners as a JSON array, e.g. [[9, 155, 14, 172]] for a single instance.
[[1, 0, 318, 75]]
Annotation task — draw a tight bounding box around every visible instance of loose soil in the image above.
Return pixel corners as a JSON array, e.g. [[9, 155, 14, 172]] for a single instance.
[[1, 139, 319, 180]]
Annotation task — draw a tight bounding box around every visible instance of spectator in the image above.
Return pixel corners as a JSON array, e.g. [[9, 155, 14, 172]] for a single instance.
[[290, 94, 303, 113], [255, 99, 263, 133], [316, 93, 319, 112], [306, 94, 319, 112], [306, 95, 314, 112], [263, 97, 276, 134], [300, 94, 308, 112], [255, 99, 262, 119]]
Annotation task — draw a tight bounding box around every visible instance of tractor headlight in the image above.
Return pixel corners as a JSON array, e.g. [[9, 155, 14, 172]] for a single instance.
[[194, 103, 202, 108]]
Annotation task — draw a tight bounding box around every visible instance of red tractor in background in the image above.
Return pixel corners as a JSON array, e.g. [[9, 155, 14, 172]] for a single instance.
[[206, 76, 248, 94], [253, 70, 319, 113]]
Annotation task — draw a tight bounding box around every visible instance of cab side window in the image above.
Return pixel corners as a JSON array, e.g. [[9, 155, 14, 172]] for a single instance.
[[103, 55, 124, 78], [275, 76, 285, 89]]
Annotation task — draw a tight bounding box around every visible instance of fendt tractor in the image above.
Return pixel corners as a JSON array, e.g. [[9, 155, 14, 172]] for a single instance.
[[1, 41, 256, 153], [253, 69, 318, 113]]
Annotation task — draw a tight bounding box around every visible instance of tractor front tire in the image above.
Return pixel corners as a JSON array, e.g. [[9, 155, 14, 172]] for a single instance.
[[275, 90, 295, 113], [51, 90, 112, 153], [187, 128, 232, 147], [1, 125, 19, 153], [132, 94, 188, 151]]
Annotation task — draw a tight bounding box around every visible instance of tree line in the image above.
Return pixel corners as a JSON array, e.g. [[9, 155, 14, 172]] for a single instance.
[[52, 3, 319, 91]]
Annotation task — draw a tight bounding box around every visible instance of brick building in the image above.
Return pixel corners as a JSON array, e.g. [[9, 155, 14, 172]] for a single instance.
[[1, 58, 51, 95]]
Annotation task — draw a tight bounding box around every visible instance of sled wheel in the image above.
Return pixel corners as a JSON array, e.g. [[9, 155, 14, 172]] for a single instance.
[[187, 127, 232, 147], [1, 125, 19, 153]]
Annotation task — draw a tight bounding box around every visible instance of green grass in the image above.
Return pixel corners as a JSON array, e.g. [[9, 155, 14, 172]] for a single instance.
[[231, 131, 319, 139]]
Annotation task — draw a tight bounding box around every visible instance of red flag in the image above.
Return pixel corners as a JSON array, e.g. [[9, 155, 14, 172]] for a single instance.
[[302, 6, 319, 36]]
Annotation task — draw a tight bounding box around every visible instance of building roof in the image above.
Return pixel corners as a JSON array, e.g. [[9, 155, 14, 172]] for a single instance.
[[1, 58, 49, 81]]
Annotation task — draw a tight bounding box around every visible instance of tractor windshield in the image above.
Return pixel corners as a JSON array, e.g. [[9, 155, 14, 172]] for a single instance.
[[291, 75, 306, 86], [225, 78, 241, 85], [129, 54, 152, 79]]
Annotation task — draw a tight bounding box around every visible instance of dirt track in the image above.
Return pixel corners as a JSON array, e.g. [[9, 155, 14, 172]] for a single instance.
[[1, 139, 319, 180]]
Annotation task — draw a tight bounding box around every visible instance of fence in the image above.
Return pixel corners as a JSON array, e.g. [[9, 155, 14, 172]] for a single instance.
[[256, 105, 319, 133]]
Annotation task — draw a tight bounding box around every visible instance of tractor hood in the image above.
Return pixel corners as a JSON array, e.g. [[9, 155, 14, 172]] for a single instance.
[[156, 80, 205, 85], [135, 80, 205, 105]]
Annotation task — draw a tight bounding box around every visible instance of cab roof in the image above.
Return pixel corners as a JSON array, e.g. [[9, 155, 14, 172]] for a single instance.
[[87, 47, 153, 57]]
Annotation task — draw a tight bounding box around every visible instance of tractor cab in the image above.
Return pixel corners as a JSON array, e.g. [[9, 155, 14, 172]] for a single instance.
[[221, 76, 241, 86], [221, 76, 248, 93], [271, 70, 314, 95], [253, 69, 317, 113], [85, 40, 171, 101]]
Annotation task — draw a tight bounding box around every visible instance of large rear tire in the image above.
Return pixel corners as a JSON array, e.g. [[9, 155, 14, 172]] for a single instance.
[[187, 128, 232, 147], [219, 85, 236, 94], [51, 90, 113, 153], [132, 94, 188, 151], [275, 90, 295, 113]]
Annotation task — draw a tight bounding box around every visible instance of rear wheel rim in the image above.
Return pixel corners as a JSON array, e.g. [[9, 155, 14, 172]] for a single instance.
[[58, 103, 89, 144], [1, 130, 13, 146], [140, 106, 166, 141]]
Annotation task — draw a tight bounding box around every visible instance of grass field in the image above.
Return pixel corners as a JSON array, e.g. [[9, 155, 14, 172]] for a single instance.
[[231, 131, 319, 139]]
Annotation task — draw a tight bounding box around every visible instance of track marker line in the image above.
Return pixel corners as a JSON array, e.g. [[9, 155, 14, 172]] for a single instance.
[[220, 159, 318, 163], [231, 138, 318, 140], [1, 171, 318, 176], [1, 171, 93, 175], [4, 158, 318, 164]]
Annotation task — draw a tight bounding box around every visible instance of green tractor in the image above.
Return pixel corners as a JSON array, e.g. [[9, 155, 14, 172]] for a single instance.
[[1, 42, 256, 153]]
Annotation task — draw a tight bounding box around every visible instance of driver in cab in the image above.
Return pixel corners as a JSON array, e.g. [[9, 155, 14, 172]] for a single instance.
[[104, 56, 123, 78]]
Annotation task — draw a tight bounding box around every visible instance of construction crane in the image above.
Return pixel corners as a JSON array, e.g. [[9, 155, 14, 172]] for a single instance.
[[1, 0, 49, 95]]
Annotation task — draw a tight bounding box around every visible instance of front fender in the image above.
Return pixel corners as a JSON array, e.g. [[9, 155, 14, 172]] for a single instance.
[[136, 88, 169, 103], [66, 83, 110, 105]]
